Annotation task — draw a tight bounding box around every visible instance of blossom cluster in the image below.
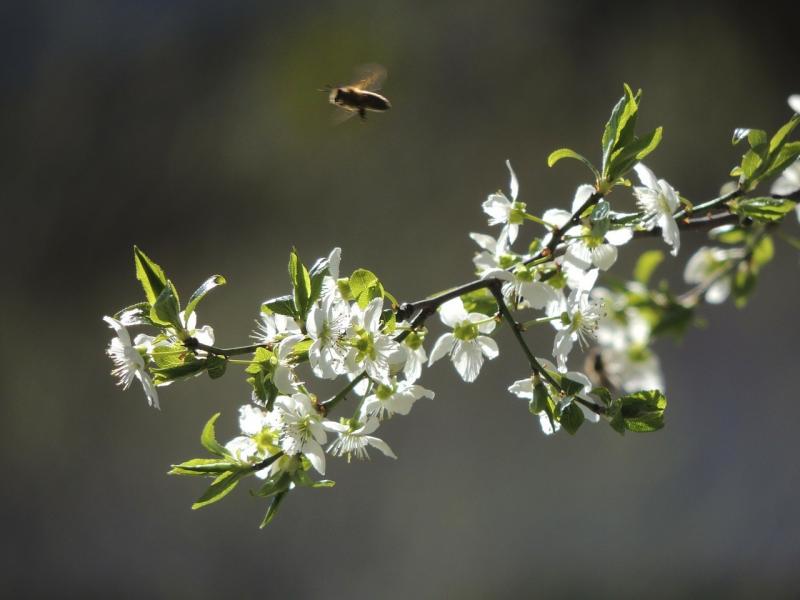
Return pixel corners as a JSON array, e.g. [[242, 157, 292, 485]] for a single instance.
[[101, 88, 800, 527]]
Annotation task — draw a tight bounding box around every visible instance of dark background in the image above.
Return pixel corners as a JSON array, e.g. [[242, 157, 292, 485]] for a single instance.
[[2, 1, 799, 597]]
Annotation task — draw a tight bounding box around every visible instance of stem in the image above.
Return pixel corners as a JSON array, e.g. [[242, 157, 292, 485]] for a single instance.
[[488, 281, 559, 388], [673, 188, 741, 220], [187, 340, 267, 358], [251, 452, 283, 473], [320, 373, 369, 413], [520, 315, 561, 329]]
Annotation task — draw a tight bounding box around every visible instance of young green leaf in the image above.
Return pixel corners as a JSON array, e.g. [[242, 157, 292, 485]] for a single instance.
[[133, 246, 168, 305], [617, 390, 667, 432], [169, 458, 240, 476], [730, 197, 797, 223], [289, 249, 312, 318], [260, 490, 288, 529], [201, 413, 229, 458], [547, 148, 601, 180], [559, 402, 585, 435], [185, 275, 226, 319], [633, 250, 665, 284], [192, 470, 246, 510], [150, 280, 182, 330], [262, 294, 298, 318], [349, 269, 384, 309]]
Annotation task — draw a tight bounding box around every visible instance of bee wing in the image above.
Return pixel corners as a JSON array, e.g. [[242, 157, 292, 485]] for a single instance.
[[351, 63, 387, 92], [331, 106, 359, 126]]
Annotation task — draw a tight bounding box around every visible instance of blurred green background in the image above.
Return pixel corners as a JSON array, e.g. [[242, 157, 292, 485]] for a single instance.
[[2, 1, 799, 597]]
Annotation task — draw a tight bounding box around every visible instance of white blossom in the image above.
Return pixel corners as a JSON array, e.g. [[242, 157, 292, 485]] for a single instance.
[[179, 310, 215, 346], [469, 232, 515, 276], [683, 246, 740, 304], [274, 392, 330, 475], [103, 316, 160, 409], [344, 297, 401, 383], [306, 295, 350, 379], [482, 160, 526, 247], [360, 378, 435, 420], [428, 297, 499, 382], [562, 185, 633, 271], [547, 269, 604, 372], [252, 312, 300, 345], [399, 329, 428, 383], [225, 404, 285, 479], [595, 307, 664, 393], [632, 163, 681, 256], [325, 417, 396, 461], [508, 360, 600, 436]]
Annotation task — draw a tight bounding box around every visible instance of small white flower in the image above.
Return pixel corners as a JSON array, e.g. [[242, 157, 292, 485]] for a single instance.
[[632, 163, 681, 256], [179, 310, 215, 346], [225, 404, 285, 479], [562, 186, 633, 271], [595, 307, 664, 393], [344, 297, 401, 383], [319, 247, 343, 303], [252, 312, 300, 345], [306, 295, 350, 379], [508, 361, 600, 436], [103, 316, 160, 409], [428, 297, 499, 382], [547, 270, 604, 372], [273, 334, 305, 394], [469, 232, 515, 277], [482, 160, 526, 247], [482, 264, 560, 311], [274, 392, 330, 475], [399, 329, 428, 383], [360, 377, 435, 420], [325, 417, 396, 461], [683, 246, 740, 304]]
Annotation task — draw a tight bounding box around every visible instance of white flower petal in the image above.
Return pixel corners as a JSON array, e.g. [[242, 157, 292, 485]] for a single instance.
[[428, 333, 456, 365], [439, 298, 468, 328], [571, 184, 595, 214], [303, 440, 326, 475], [634, 163, 659, 190], [452, 341, 484, 382], [605, 227, 633, 246], [366, 436, 397, 459], [506, 159, 519, 201], [591, 244, 618, 270], [477, 336, 499, 360]]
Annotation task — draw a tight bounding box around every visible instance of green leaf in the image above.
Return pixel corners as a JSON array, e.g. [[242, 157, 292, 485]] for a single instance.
[[289, 249, 312, 319], [201, 413, 229, 458], [730, 197, 797, 223], [150, 280, 182, 329], [709, 224, 747, 245], [133, 246, 167, 305], [590, 200, 610, 222], [761, 141, 800, 181], [591, 386, 613, 408], [152, 358, 209, 384], [460, 288, 498, 316], [252, 473, 292, 498], [113, 302, 154, 326], [260, 490, 288, 529], [559, 375, 586, 397], [547, 148, 601, 180], [185, 275, 226, 319], [308, 252, 335, 306], [192, 470, 245, 510], [732, 263, 756, 308], [618, 390, 667, 432], [262, 294, 297, 318], [633, 250, 664, 285], [206, 355, 228, 379], [349, 269, 384, 309], [607, 126, 663, 180], [601, 92, 629, 175], [559, 402, 585, 435], [169, 458, 240, 476], [292, 469, 336, 489], [768, 114, 800, 155]]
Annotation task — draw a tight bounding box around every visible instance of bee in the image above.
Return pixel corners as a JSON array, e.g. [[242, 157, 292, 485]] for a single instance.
[[322, 63, 391, 122]]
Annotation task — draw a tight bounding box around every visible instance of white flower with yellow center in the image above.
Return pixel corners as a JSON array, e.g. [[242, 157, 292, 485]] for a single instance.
[[274, 392, 330, 475], [103, 316, 160, 409], [546, 269, 603, 372], [482, 160, 527, 247], [399, 329, 428, 383], [360, 377, 435, 420], [428, 297, 499, 382], [632, 163, 681, 256], [225, 404, 287, 479], [344, 297, 401, 384], [325, 417, 396, 461], [252, 312, 300, 345], [306, 295, 350, 379]]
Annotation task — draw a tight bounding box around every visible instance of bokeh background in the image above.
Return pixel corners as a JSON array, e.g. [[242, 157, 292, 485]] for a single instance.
[[2, 1, 799, 597]]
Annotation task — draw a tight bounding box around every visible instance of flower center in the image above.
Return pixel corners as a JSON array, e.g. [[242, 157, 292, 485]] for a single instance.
[[454, 321, 479, 341], [509, 201, 527, 225], [352, 327, 376, 360]]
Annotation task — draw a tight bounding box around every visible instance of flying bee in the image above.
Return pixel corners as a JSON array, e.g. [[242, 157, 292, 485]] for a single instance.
[[322, 63, 391, 122]]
